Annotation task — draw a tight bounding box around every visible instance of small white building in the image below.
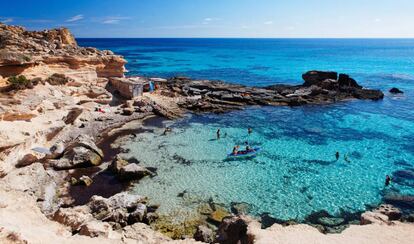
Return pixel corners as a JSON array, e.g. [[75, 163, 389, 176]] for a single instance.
[[109, 77, 147, 99]]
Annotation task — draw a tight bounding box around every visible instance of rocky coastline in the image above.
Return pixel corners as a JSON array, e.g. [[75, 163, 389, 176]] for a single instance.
[[0, 22, 413, 244]]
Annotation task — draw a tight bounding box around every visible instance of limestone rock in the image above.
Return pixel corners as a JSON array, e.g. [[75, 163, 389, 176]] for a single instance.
[[123, 223, 171, 243], [79, 220, 112, 238], [0, 23, 126, 81], [109, 155, 129, 173], [374, 204, 402, 221], [128, 203, 147, 223], [118, 163, 152, 181], [360, 211, 389, 225], [52, 205, 93, 231]]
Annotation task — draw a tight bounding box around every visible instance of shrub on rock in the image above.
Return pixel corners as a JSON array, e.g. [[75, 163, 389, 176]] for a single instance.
[[7, 75, 32, 90], [46, 73, 72, 85]]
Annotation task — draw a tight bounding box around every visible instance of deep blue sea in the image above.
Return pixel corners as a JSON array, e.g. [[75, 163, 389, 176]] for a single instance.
[[79, 38, 414, 221]]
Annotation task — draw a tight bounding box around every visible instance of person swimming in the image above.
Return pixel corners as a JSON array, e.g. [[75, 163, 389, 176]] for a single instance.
[[335, 152, 340, 161], [244, 141, 253, 151], [344, 155, 351, 163], [217, 129, 221, 139], [162, 127, 172, 135], [385, 175, 392, 186], [248, 127, 253, 135], [232, 145, 240, 155]]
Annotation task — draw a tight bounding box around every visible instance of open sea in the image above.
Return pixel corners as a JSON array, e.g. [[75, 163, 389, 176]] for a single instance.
[[78, 38, 414, 221]]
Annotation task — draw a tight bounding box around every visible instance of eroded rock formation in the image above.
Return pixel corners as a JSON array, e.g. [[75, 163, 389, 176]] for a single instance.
[[0, 22, 126, 82]]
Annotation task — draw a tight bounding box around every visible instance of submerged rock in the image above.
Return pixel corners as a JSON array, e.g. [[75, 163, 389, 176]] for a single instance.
[[317, 217, 344, 227], [230, 202, 251, 215], [208, 206, 232, 225]]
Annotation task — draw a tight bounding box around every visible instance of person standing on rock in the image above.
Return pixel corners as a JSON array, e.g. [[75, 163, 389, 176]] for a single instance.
[[217, 129, 221, 140]]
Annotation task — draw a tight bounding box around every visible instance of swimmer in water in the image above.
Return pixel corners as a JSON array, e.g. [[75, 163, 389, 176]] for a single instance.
[[335, 152, 340, 161], [232, 145, 240, 155], [216, 129, 221, 140], [385, 175, 392, 186]]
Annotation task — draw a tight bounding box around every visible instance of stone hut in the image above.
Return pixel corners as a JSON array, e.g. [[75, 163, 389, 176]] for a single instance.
[[109, 77, 147, 99]]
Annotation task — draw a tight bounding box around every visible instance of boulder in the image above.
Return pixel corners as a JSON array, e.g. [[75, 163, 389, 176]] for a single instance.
[[389, 87, 403, 94], [72, 135, 104, 158], [52, 147, 102, 169], [194, 225, 214, 243], [79, 221, 112, 238], [88, 195, 111, 218], [374, 204, 402, 221], [128, 203, 147, 223], [216, 216, 249, 244], [302, 71, 338, 86], [51, 135, 103, 169], [109, 155, 129, 173], [52, 206, 93, 231], [118, 163, 153, 181], [107, 192, 147, 209], [78, 175, 93, 186], [360, 211, 389, 225]]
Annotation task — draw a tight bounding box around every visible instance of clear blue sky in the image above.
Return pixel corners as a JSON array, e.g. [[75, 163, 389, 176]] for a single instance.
[[1, 0, 413, 38]]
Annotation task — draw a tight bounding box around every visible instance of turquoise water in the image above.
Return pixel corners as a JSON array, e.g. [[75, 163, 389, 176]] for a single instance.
[[79, 39, 414, 221]]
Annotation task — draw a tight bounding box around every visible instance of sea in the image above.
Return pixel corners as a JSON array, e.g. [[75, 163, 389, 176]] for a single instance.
[[78, 38, 414, 222]]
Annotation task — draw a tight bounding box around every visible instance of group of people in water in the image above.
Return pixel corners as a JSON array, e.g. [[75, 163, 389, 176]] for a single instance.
[[216, 127, 255, 156], [335, 151, 351, 163]]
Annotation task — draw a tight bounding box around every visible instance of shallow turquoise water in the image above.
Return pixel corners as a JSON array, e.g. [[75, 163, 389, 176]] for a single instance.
[[123, 100, 414, 220], [78, 38, 414, 220]]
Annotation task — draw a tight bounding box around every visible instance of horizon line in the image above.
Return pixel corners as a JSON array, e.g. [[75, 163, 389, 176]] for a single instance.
[[75, 36, 414, 39]]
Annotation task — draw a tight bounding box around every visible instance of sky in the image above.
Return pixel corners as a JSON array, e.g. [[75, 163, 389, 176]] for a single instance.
[[1, 0, 414, 38]]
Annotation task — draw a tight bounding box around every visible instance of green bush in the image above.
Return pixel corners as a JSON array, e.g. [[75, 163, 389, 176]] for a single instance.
[[7, 75, 33, 90]]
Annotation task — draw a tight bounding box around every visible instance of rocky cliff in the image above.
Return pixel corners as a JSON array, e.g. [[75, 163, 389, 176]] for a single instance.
[[0, 22, 126, 83]]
